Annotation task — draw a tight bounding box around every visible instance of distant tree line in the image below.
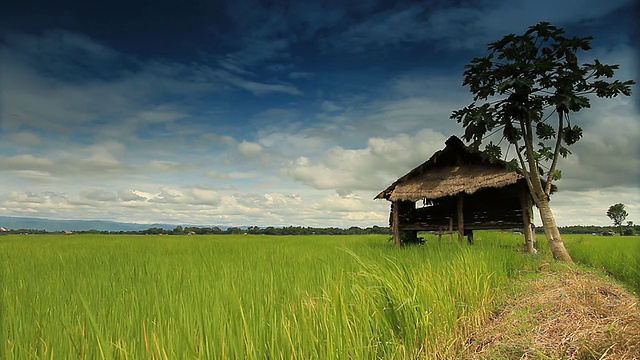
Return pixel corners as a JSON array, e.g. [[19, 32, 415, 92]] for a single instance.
[[554, 225, 637, 236], [3, 225, 636, 236], [1, 229, 50, 235], [0, 225, 391, 236], [170, 225, 391, 236]]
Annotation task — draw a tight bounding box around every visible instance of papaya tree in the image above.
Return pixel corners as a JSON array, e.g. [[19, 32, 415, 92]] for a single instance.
[[451, 22, 634, 262]]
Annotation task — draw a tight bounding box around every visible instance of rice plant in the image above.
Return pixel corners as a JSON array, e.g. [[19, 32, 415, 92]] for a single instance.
[[1, 233, 550, 359], [563, 234, 640, 294]]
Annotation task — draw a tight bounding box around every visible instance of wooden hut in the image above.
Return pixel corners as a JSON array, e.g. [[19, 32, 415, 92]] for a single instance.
[[375, 135, 550, 249]]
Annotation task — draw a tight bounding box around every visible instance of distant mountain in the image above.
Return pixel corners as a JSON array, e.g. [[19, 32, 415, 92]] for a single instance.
[[0, 216, 180, 232]]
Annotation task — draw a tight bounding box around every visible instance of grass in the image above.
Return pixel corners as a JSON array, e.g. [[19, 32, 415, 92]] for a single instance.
[[562, 234, 640, 294], [463, 233, 640, 359], [464, 266, 640, 359], [0, 232, 637, 359]]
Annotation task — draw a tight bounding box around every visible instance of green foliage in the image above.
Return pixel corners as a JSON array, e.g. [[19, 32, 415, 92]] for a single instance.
[[3, 226, 391, 236], [482, 141, 502, 162], [563, 234, 640, 294], [536, 122, 555, 140], [0, 233, 545, 359], [607, 203, 628, 227], [561, 125, 582, 145], [450, 21, 634, 175], [3, 233, 637, 358]]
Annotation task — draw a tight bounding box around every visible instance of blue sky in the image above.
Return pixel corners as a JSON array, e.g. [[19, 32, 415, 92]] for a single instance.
[[0, 0, 637, 227]]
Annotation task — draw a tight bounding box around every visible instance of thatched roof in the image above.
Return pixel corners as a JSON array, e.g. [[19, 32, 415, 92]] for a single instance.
[[375, 135, 552, 202], [383, 164, 521, 201]]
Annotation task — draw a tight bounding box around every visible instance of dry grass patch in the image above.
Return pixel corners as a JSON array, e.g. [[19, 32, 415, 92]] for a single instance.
[[465, 267, 640, 359]]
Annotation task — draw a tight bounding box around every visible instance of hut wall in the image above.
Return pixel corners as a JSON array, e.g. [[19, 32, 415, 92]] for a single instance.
[[394, 185, 528, 232]]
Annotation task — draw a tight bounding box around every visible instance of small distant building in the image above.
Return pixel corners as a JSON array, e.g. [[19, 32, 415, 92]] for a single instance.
[[375, 136, 555, 249], [63, 231, 74, 235], [0, 227, 8, 232]]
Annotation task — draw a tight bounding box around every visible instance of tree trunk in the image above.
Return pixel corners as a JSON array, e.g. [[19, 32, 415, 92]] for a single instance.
[[536, 198, 574, 263]]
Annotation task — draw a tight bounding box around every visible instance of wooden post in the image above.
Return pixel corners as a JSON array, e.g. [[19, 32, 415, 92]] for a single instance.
[[438, 226, 443, 243], [392, 201, 401, 246], [448, 217, 453, 243], [467, 230, 474, 245], [457, 193, 464, 242], [519, 187, 535, 253]]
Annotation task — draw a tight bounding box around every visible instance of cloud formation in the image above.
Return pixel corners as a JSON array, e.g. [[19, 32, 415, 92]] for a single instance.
[[0, 0, 636, 228]]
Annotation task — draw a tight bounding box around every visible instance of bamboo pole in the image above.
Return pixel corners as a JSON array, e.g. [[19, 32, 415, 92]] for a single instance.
[[519, 187, 535, 253], [457, 193, 464, 242], [392, 201, 401, 246]]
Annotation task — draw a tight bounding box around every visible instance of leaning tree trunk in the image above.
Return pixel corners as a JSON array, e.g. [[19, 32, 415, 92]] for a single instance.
[[518, 125, 573, 263], [536, 198, 574, 263]]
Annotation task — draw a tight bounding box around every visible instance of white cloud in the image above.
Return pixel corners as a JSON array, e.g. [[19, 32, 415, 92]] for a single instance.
[[218, 58, 255, 76], [327, 0, 633, 52], [12, 131, 41, 145], [238, 140, 263, 157], [331, 5, 429, 52], [205, 170, 232, 180], [0, 7, 635, 229], [118, 189, 147, 202], [81, 189, 118, 202], [547, 95, 639, 192], [476, 0, 632, 35], [151, 187, 195, 204], [288, 71, 314, 79], [0, 30, 304, 146], [7, 170, 54, 181], [424, 0, 634, 49], [321, 100, 343, 112], [0, 184, 390, 228], [146, 160, 182, 172], [0, 154, 54, 170], [127, 108, 188, 125], [0, 30, 121, 78], [205, 170, 259, 180], [284, 158, 351, 190], [258, 130, 331, 158], [550, 187, 640, 226], [282, 129, 447, 192], [190, 185, 221, 205], [0, 33, 208, 137], [232, 78, 302, 96], [209, 68, 302, 95]]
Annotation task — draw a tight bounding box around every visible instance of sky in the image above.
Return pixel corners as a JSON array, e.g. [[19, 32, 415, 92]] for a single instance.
[[0, 0, 638, 228]]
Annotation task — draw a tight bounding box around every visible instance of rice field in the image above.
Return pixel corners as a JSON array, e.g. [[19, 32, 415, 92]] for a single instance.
[[0, 232, 636, 359], [563, 234, 640, 295]]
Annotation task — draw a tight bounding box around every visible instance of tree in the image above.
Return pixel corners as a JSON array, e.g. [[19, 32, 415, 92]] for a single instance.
[[172, 225, 184, 235], [451, 22, 634, 262], [607, 203, 628, 235]]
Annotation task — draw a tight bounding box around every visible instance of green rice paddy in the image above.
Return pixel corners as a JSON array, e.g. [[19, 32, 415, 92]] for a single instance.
[[1, 232, 637, 359], [564, 234, 640, 294]]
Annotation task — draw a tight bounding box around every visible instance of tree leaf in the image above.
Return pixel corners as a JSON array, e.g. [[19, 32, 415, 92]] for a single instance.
[[483, 142, 502, 162], [451, 21, 633, 187]]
